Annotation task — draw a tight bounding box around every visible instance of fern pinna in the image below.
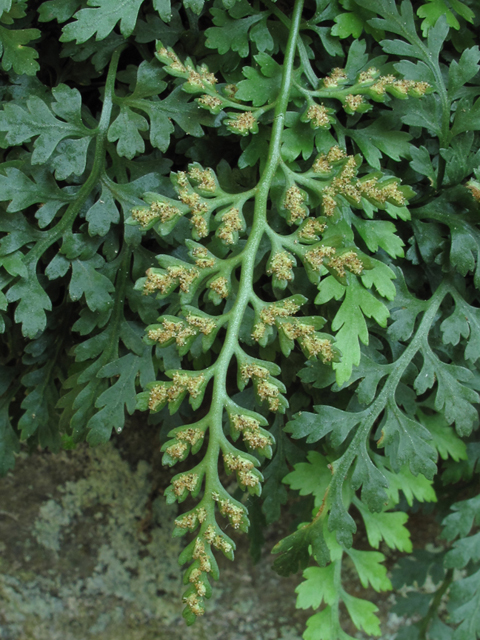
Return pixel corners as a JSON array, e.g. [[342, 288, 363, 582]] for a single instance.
[[131, 0, 442, 631], [1, 0, 480, 637]]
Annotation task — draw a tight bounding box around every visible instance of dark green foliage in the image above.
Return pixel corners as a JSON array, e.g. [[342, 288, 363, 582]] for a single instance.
[[1, 0, 480, 637]]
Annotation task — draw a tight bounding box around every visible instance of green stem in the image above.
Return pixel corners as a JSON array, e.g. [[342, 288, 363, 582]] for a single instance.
[[25, 46, 125, 266], [376, 9, 451, 189], [262, 0, 290, 28], [82, 245, 131, 442], [431, 65, 450, 190], [417, 568, 454, 639], [297, 37, 319, 89], [331, 556, 343, 633], [280, 159, 328, 191], [121, 94, 259, 113], [102, 247, 130, 358], [298, 81, 384, 101], [262, 0, 317, 89], [203, 0, 305, 494], [328, 279, 449, 527]]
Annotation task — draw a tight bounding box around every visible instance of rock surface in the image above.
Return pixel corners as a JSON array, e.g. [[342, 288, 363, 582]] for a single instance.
[[0, 435, 309, 640]]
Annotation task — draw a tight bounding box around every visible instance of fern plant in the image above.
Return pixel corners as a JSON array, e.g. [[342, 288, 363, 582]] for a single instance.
[[0, 0, 479, 638]]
